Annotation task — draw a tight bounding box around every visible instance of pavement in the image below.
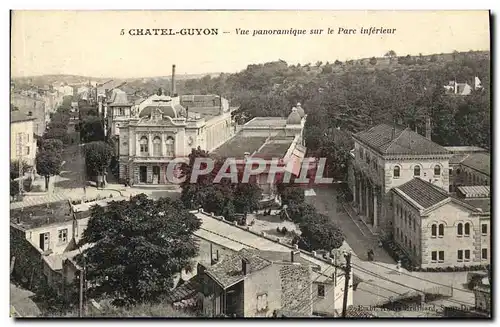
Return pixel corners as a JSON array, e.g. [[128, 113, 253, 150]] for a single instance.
[[306, 186, 476, 309], [10, 283, 41, 317]]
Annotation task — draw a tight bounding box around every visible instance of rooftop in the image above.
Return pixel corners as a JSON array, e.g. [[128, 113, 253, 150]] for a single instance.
[[460, 152, 490, 176], [354, 124, 450, 156], [205, 248, 272, 289], [444, 146, 487, 154], [253, 139, 294, 159], [243, 117, 287, 128], [457, 186, 490, 198], [10, 201, 72, 230], [210, 134, 269, 159], [449, 153, 470, 165], [10, 111, 36, 124], [193, 210, 341, 283], [395, 178, 449, 210]]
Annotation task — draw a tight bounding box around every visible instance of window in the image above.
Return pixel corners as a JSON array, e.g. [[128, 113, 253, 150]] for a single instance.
[[166, 137, 175, 157], [153, 136, 161, 156], [482, 249, 488, 260], [431, 251, 437, 263], [25, 146, 30, 155], [449, 169, 452, 176], [393, 166, 400, 179], [139, 136, 148, 153], [317, 284, 325, 297], [359, 148, 364, 160], [256, 293, 268, 311], [396, 227, 400, 239], [482, 224, 487, 235], [434, 165, 441, 176], [404, 211, 407, 225], [414, 165, 421, 176], [119, 108, 124, 116], [438, 251, 444, 263], [58, 229, 68, 243], [464, 250, 470, 262], [413, 219, 417, 232], [457, 250, 463, 262], [404, 236, 408, 246], [431, 224, 437, 238], [457, 223, 463, 236], [438, 224, 444, 237], [409, 216, 412, 229], [464, 223, 471, 237]]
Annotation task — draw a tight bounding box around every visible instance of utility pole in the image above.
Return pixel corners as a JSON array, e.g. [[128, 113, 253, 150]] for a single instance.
[[16, 133, 25, 196], [341, 251, 352, 318]]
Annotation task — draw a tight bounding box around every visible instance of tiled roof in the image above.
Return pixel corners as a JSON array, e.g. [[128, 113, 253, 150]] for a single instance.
[[460, 152, 490, 176], [139, 104, 186, 118], [449, 153, 469, 165], [457, 186, 490, 198], [354, 124, 450, 156], [205, 248, 271, 289], [444, 146, 486, 154], [460, 198, 490, 213], [10, 201, 73, 230], [166, 276, 202, 303], [395, 178, 449, 209], [10, 111, 36, 123]]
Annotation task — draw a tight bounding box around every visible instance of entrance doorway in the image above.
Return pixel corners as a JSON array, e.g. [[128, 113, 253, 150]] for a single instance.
[[139, 166, 147, 183], [152, 166, 160, 184], [39, 232, 50, 251]]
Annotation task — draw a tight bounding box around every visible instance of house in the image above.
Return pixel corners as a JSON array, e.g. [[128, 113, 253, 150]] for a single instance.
[[10, 111, 37, 167], [445, 146, 488, 192], [391, 178, 490, 268], [175, 209, 352, 317], [197, 248, 314, 317], [348, 122, 452, 235], [11, 93, 47, 136]]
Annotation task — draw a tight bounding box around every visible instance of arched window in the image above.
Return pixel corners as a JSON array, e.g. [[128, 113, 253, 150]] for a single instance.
[[457, 223, 463, 236], [393, 166, 400, 179], [139, 136, 148, 153], [414, 165, 421, 177], [464, 223, 471, 236], [431, 224, 437, 237], [153, 136, 161, 156], [166, 136, 175, 157], [434, 165, 441, 176], [438, 224, 444, 237]]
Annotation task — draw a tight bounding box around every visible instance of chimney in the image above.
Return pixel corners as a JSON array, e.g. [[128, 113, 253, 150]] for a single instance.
[[242, 258, 249, 275], [425, 116, 432, 140], [171, 65, 176, 96]]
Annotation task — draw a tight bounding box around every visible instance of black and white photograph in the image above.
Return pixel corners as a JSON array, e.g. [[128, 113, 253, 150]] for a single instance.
[[9, 10, 491, 318]]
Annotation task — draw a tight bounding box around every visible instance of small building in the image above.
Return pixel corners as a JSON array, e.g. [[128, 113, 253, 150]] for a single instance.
[[11, 93, 47, 136], [392, 178, 490, 268], [10, 111, 37, 167]]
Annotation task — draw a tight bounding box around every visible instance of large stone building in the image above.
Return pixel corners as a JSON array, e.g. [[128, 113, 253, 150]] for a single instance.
[[349, 123, 452, 234], [348, 123, 491, 269]]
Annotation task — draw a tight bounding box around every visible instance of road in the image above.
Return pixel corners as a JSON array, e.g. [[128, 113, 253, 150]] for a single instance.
[[306, 186, 475, 309]]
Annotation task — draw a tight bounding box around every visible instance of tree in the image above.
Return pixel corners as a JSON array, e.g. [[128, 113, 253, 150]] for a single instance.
[[299, 214, 344, 251], [84, 141, 114, 186], [233, 182, 262, 214], [10, 160, 31, 180], [278, 186, 305, 207], [75, 194, 202, 306], [384, 50, 397, 58], [80, 116, 105, 143], [369, 57, 377, 66], [36, 149, 63, 190], [40, 139, 64, 153]]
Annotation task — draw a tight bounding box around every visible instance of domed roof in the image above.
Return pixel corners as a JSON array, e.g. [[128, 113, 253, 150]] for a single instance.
[[296, 102, 305, 118], [286, 107, 302, 125]]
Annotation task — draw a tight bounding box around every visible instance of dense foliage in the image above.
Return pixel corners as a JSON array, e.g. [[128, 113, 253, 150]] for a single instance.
[[36, 149, 63, 190], [180, 147, 263, 219], [76, 194, 202, 306], [173, 51, 490, 150], [84, 141, 114, 180], [80, 116, 105, 143]]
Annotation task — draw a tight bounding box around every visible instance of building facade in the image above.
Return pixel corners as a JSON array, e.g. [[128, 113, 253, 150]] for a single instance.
[[349, 123, 452, 234], [10, 111, 37, 167], [11, 93, 47, 136], [392, 179, 490, 268]]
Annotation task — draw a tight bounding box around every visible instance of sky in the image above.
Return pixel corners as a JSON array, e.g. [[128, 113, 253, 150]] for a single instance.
[[11, 10, 490, 78]]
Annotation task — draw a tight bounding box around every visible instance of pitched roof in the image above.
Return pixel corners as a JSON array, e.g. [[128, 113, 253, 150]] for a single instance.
[[205, 248, 272, 289], [457, 186, 490, 198], [460, 152, 490, 176], [354, 124, 450, 156], [395, 178, 449, 209], [10, 111, 36, 123]]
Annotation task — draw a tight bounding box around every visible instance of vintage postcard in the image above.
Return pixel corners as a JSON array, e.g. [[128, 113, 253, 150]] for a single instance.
[[10, 10, 491, 318]]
